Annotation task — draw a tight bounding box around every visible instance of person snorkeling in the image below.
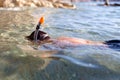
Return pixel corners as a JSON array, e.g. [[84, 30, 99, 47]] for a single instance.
[[26, 17, 120, 51]]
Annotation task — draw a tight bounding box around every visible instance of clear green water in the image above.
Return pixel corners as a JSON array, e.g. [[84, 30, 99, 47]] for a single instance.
[[0, 2, 120, 80]]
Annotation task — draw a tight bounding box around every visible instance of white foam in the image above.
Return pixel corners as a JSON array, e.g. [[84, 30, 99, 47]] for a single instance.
[[0, 7, 26, 11]]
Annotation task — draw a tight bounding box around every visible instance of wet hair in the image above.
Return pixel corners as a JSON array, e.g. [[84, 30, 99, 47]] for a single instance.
[[104, 40, 120, 51], [26, 30, 50, 41]]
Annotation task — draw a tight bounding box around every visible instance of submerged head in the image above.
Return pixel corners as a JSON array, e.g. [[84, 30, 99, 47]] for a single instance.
[[26, 17, 50, 42], [26, 30, 50, 42]]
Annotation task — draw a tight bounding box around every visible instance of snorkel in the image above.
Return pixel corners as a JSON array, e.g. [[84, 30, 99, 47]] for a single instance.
[[36, 16, 44, 30], [26, 16, 45, 42], [34, 17, 45, 42]]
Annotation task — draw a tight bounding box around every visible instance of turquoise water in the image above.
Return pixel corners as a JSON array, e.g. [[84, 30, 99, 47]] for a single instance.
[[0, 2, 120, 80]]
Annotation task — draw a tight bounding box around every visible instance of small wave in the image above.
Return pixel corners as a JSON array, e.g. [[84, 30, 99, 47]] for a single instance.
[[48, 54, 98, 68]]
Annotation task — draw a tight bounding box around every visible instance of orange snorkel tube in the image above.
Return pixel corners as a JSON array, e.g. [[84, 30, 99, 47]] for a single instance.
[[36, 16, 44, 29], [34, 16, 45, 42]]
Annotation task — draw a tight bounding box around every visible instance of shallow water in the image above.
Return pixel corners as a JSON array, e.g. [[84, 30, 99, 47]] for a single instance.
[[0, 2, 120, 80]]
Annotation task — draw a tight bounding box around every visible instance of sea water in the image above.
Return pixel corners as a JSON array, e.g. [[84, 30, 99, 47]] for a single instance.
[[0, 2, 120, 80]]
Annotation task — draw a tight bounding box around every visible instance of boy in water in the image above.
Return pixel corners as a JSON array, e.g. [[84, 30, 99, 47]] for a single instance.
[[26, 17, 120, 51]]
